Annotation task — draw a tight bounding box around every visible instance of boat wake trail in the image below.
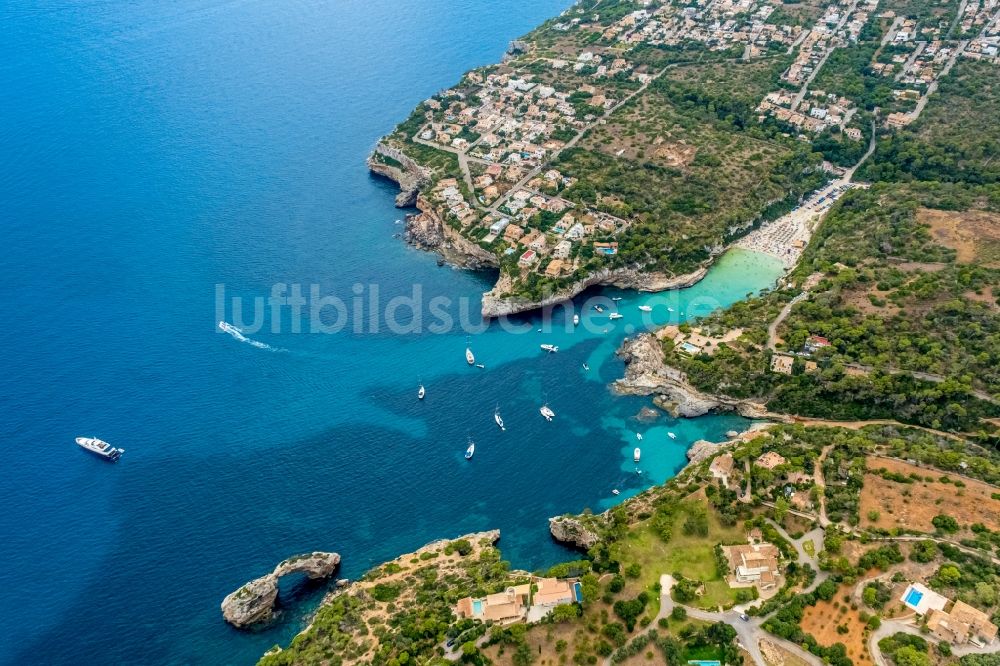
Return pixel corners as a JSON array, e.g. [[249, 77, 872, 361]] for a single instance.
[[217, 321, 287, 353]]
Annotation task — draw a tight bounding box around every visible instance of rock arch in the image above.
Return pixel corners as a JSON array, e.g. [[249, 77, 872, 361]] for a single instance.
[[221, 552, 340, 628]]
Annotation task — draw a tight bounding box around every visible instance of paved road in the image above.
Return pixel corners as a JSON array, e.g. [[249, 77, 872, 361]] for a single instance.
[[814, 444, 834, 528], [766, 292, 808, 351], [907, 39, 968, 123], [869, 615, 998, 666], [657, 575, 826, 666], [790, 0, 862, 111]]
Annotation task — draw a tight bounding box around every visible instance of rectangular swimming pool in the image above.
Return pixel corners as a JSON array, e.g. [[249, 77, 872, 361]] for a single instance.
[[905, 588, 923, 607], [472, 599, 483, 615]]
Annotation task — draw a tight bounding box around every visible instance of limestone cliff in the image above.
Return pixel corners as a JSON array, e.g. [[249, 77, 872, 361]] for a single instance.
[[367, 143, 430, 207], [221, 552, 341, 629], [481, 265, 708, 318], [613, 333, 770, 419], [548, 514, 605, 550], [405, 195, 499, 270]]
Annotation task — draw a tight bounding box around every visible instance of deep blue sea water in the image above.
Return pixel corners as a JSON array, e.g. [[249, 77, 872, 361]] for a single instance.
[[0, 1, 785, 664]]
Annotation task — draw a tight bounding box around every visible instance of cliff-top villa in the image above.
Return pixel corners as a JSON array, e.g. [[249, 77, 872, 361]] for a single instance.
[[454, 577, 581, 625]]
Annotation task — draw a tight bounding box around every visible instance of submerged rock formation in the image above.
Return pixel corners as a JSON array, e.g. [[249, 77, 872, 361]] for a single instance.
[[549, 515, 604, 550], [614, 333, 770, 419], [221, 552, 341, 629]]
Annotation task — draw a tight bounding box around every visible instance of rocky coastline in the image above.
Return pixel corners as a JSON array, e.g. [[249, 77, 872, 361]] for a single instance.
[[613, 332, 771, 419], [367, 142, 714, 318], [221, 552, 341, 629], [405, 195, 499, 270], [366, 144, 429, 207], [480, 265, 709, 318]]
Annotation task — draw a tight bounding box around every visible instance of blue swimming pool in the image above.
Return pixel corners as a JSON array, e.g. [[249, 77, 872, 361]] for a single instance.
[[573, 581, 582, 602], [905, 588, 924, 607], [473, 599, 483, 615]]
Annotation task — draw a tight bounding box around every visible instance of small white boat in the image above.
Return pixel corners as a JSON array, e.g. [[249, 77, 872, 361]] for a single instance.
[[593, 305, 604, 313], [573, 314, 580, 326], [667, 431, 677, 440], [633, 447, 641, 463], [540, 344, 559, 353], [465, 439, 475, 460], [609, 312, 623, 320], [638, 305, 652, 313], [636, 432, 643, 441], [540, 404, 555, 421], [75, 436, 124, 462], [582, 362, 590, 371], [466, 346, 475, 365], [418, 384, 425, 400], [494, 406, 505, 431], [612, 489, 620, 496], [475, 363, 485, 369], [667, 307, 674, 313], [612, 297, 622, 302]]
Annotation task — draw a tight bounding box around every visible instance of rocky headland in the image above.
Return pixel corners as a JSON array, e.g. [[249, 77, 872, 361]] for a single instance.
[[221, 551, 341, 629], [405, 195, 499, 270], [366, 144, 429, 207], [368, 142, 715, 318], [613, 332, 771, 419], [480, 265, 708, 318], [548, 514, 605, 550]]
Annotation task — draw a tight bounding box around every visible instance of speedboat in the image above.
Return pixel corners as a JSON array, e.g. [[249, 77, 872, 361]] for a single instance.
[[633, 447, 641, 463], [418, 384, 425, 400], [75, 437, 124, 462], [494, 406, 505, 431], [540, 344, 559, 353], [573, 314, 580, 326], [667, 307, 674, 312], [475, 363, 485, 369], [593, 304, 604, 313], [612, 489, 620, 496], [612, 297, 622, 302], [636, 432, 643, 441], [465, 438, 475, 460], [582, 362, 590, 371], [638, 305, 652, 312], [609, 312, 623, 320], [540, 404, 555, 421], [667, 432, 677, 440]]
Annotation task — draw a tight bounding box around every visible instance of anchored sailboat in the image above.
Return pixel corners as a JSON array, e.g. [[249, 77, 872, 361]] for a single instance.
[[494, 405, 505, 431], [465, 437, 475, 460], [465, 337, 475, 365]]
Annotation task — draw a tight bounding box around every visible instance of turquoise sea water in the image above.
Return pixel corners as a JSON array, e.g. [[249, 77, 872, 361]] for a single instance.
[[0, 1, 784, 663]]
